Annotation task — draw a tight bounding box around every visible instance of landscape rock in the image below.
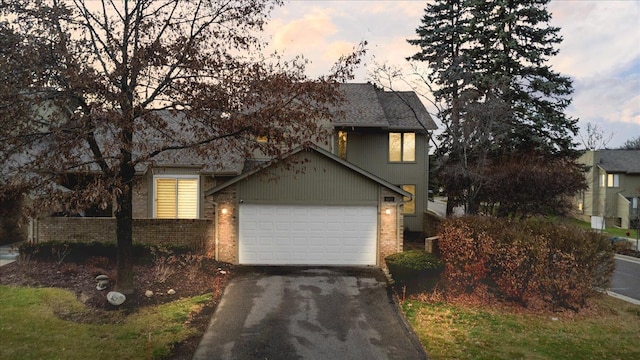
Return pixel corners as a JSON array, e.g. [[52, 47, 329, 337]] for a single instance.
[[145, 290, 153, 298], [106, 291, 126, 306], [167, 289, 176, 295]]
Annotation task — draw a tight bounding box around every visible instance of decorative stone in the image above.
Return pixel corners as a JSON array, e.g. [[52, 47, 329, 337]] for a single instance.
[[219, 270, 227, 275], [107, 291, 126, 306], [95, 275, 109, 291], [145, 290, 154, 298]]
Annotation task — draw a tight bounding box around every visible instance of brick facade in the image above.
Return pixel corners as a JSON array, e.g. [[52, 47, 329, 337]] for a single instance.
[[379, 188, 404, 268], [34, 217, 211, 251], [205, 185, 238, 264]]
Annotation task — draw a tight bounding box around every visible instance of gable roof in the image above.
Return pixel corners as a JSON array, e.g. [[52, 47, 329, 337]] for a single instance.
[[331, 83, 437, 132], [205, 145, 412, 199], [597, 149, 640, 174]]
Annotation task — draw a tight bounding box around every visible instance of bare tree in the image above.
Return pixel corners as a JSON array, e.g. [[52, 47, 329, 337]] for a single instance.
[[0, 0, 364, 293], [581, 122, 614, 150], [620, 135, 640, 150]]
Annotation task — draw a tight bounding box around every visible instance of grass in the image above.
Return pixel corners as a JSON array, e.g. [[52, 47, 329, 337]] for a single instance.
[[0, 285, 212, 360], [566, 217, 639, 239], [403, 294, 640, 360]]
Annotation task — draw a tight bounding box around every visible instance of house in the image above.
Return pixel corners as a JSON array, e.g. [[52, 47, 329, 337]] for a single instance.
[[30, 83, 437, 267], [575, 149, 640, 230]]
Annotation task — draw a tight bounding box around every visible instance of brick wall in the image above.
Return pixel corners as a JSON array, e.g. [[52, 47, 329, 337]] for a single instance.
[[379, 187, 403, 268], [206, 185, 237, 263], [34, 217, 211, 251]]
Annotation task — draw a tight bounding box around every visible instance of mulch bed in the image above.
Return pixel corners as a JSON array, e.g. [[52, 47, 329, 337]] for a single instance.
[[0, 256, 234, 360]]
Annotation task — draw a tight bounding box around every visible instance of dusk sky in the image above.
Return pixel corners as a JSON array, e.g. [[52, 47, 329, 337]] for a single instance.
[[264, 0, 640, 149]]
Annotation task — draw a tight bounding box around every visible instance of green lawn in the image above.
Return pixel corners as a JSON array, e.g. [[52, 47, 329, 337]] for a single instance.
[[566, 217, 639, 239], [0, 285, 212, 360], [403, 294, 640, 360]]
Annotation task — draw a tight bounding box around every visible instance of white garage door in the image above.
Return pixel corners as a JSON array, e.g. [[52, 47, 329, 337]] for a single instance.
[[239, 204, 377, 265]]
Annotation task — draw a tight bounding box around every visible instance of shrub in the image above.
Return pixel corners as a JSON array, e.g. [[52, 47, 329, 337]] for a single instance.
[[385, 250, 444, 295], [385, 250, 443, 272], [438, 216, 614, 310], [19, 241, 191, 264]]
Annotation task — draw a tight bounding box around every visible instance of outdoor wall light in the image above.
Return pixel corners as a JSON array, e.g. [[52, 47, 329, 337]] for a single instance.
[[221, 208, 228, 215], [385, 208, 392, 215]]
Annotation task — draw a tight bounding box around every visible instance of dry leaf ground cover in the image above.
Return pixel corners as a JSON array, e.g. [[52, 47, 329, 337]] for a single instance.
[[0, 254, 232, 360]]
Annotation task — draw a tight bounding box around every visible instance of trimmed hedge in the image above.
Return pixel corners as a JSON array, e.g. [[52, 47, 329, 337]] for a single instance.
[[438, 216, 614, 310], [19, 241, 191, 264], [385, 250, 443, 272]]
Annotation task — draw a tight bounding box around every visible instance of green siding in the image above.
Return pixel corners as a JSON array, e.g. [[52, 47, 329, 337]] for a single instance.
[[342, 131, 428, 231], [237, 151, 379, 204]]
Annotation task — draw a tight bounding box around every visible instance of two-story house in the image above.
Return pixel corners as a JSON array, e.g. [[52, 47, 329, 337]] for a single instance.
[[30, 83, 437, 268], [575, 149, 640, 230]]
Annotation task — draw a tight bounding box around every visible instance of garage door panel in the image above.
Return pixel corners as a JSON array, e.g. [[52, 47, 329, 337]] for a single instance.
[[239, 204, 377, 265]]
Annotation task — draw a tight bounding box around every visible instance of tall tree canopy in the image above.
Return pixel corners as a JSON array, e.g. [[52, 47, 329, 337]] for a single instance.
[[0, 0, 363, 293], [408, 0, 584, 215]]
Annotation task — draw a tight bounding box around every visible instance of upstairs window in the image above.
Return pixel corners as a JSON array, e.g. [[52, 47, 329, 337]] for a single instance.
[[607, 174, 619, 188], [337, 131, 347, 160], [389, 132, 415, 162], [154, 176, 199, 219]]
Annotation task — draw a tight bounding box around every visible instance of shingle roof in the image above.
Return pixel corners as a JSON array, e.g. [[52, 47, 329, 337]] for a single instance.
[[376, 91, 437, 131], [598, 150, 640, 174], [331, 83, 437, 132], [331, 83, 388, 127]]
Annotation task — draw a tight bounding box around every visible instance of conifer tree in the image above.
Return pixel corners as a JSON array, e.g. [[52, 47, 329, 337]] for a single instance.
[[409, 0, 583, 216]]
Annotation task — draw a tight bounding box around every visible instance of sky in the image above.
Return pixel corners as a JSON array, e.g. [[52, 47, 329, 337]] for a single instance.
[[263, 0, 640, 149]]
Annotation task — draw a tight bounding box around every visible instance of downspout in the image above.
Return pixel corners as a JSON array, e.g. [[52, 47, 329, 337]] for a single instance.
[[212, 202, 219, 261]]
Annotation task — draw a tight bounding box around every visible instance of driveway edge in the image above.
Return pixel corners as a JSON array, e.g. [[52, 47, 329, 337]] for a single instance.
[[383, 271, 430, 360]]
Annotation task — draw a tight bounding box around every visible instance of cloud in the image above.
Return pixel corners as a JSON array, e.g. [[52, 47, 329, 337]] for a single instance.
[[268, 9, 338, 53], [549, 1, 640, 80]]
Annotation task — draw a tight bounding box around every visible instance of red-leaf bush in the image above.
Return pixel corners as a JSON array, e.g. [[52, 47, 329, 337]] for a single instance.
[[438, 216, 614, 310]]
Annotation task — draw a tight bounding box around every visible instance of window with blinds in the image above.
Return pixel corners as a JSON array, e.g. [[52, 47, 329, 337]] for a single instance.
[[154, 177, 199, 219]]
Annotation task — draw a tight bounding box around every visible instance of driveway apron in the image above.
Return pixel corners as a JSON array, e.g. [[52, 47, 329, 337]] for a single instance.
[[193, 267, 427, 360]]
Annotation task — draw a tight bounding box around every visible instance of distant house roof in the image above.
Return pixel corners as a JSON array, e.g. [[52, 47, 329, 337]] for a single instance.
[[597, 150, 640, 174], [332, 83, 437, 132]]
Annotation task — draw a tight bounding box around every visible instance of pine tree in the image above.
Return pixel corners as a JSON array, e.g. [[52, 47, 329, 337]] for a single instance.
[[409, 0, 583, 216]]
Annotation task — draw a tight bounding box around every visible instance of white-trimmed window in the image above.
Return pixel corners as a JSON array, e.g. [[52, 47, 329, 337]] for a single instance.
[[154, 176, 199, 219], [607, 174, 619, 188], [389, 132, 415, 162]]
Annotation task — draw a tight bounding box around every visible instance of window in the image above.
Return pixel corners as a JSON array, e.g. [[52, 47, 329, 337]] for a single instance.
[[389, 132, 415, 162], [599, 173, 606, 188], [402, 185, 416, 215], [337, 131, 347, 160], [607, 174, 619, 188], [154, 176, 199, 219]]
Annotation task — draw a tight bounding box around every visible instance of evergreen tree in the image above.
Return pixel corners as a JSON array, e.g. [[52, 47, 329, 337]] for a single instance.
[[409, 0, 583, 216]]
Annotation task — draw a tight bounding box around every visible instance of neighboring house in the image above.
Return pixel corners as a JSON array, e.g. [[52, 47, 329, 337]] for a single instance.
[[575, 149, 640, 230], [30, 83, 437, 267]]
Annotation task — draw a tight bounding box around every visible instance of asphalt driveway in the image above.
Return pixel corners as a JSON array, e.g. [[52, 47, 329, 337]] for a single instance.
[[192, 267, 427, 360]]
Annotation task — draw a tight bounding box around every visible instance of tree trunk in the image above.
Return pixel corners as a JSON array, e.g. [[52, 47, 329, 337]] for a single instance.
[[446, 195, 455, 216], [115, 164, 135, 295]]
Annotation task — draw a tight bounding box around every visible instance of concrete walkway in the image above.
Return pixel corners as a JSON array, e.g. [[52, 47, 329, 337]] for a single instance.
[[0, 243, 20, 266]]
